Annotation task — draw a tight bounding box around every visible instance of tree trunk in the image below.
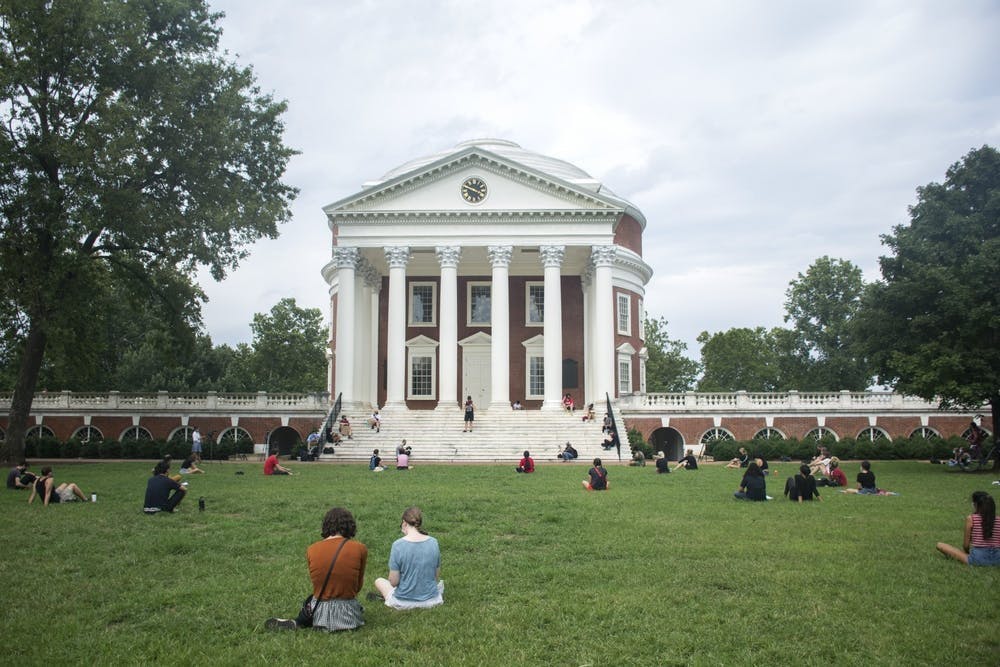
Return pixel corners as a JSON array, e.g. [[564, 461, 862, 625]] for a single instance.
[[992, 395, 1000, 472], [2, 321, 48, 464]]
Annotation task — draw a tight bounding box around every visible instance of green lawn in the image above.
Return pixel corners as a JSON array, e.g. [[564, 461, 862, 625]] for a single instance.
[[2, 459, 998, 666]]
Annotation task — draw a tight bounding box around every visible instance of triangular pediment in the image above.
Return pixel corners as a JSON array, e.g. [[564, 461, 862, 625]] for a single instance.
[[458, 331, 492, 347], [324, 148, 624, 218]]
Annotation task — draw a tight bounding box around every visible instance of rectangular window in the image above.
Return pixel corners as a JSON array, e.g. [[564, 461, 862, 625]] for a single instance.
[[468, 282, 491, 325], [410, 356, 433, 397], [528, 356, 545, 398], [526, 282, 544, 325], [617, 293, 631, 335], [618, 357, 632, 395], [409, 282, 436, 326]]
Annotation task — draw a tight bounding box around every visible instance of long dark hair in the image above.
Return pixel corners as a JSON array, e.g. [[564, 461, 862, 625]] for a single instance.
[[746, 461, 762, 477], [972, 491, 996, 540]]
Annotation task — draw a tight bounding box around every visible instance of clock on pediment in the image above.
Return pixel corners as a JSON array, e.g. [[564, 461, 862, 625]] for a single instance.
[[461, 176, 488, 204]]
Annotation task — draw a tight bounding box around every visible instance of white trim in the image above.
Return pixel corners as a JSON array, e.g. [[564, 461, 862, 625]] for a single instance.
[[525, 281, 544, 327], [638, 297, 645, 341], [617, 354, 632, 396], [408, 281, 437, 326], [616, 293, 631, 335], [406, 335, 439, 401], [522, 334, 545, 400], [467, 281, 492, 326]]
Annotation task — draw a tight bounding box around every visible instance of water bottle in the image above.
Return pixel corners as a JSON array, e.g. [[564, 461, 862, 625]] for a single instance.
[[198, 497, 205, 511]]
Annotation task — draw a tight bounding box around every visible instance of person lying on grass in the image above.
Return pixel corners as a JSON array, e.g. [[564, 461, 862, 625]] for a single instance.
[[784, 464, 822, 502], [582, 457, 609, 491], [7, 462, 35, 490], [733, 460, 767, 501], [372, 506, 444, 609], [936, 491, 1000, 566], [28, 466, 87, 506], [841, 460, 897, 495], [266, 506, 369, 631]]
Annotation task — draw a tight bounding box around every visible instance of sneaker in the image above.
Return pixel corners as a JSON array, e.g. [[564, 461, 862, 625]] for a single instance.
[[265, 618, 297, 631], [365, 592, 384, 602]]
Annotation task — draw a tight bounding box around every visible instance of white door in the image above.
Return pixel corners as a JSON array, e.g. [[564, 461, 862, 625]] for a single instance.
[[462, 349, 491, 409]]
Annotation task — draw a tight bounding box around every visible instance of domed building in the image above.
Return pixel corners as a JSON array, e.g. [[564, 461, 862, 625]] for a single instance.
[[321, 139, 652, 416]]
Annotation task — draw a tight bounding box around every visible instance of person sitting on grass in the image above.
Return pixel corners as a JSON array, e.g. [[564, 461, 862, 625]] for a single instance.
[[725, 447, 749, 469], [516, 450, 535, 473], [674, 449, 698, 471], [143, 460, 186, 514], [267, 506, 369, 631], [734, 461, 767, 501], [841, 460, 897, 495], [936, 491, 1000, 567], [7, 462, 35, 490], [630, 450, 646, 466], [178, 456, 205, 475], [784, 464, 822, 502], [654, 451, 670, 474], [372, 506, 444, 609], [582, 457, 609, 491], [28, 466, 87, 506], [369, 449, 384, 472], [817, 458, 847, 487], [264, 450, 293, 476]]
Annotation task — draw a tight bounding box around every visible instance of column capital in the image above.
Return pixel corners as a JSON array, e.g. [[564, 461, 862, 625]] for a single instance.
[[539, 245, 565, 268], [384, 246, 410, 269], [488, 245, 513, 267], [590, 244, 617, 267], [435, 245, 462, 269], [331, 246, 359, 269]]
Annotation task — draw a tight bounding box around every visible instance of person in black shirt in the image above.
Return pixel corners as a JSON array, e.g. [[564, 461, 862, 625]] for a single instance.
[[784, 464, 822, 502], [582, 458, 609, 491], [674, 450, 698, 471], [734, 461, 767, 501], [144, 461, 186, 514], [654, 452, 670, 474]]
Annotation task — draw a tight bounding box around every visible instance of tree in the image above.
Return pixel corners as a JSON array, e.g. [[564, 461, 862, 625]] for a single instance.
[[245, 298, 327, 392], [859, 146, 1000, 460], [0, 1, 297, 462], [697, 327, 785, 392], [643, 316, 699, 392], [783, 256, 872, 390]]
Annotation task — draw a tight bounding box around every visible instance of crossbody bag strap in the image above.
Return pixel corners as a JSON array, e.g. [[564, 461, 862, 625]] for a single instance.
[[315, 537, 350, 603]]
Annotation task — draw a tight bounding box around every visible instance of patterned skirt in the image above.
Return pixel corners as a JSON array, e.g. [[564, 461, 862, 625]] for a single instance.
[[311, 598, 365, 631]]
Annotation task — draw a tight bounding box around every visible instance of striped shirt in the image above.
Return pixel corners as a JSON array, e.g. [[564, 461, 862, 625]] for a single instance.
[[970, 515, 1000, 548]]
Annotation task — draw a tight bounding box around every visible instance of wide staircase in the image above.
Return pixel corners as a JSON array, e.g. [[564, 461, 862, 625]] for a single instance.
[[321, 403, 632, 464]]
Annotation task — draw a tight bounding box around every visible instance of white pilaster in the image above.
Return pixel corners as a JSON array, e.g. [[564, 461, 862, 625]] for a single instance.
[[384, 246, 410, 406], [540, 245, 565, 411], [436, 246, 461, 409], [332, 247, 359, 408], [488, 245, 512, 408], [591, 245, 617, 405], [362, 262, 382, 408]]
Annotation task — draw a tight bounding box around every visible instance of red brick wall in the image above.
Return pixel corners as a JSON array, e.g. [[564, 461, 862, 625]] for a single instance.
[[613, 215, 643, 256], [773, 417, 822, 439]]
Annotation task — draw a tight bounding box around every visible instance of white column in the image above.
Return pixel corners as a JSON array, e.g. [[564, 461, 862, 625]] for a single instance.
[[332, 247, 359, 408], [362, 263, 382, 408], [581, 265, 593, 405], [540, 245, 565, 411], [591, 245, 617, 405], [384, 246, 410, 406], [436, 246, 461, 409], [488, 245, 512, 408]]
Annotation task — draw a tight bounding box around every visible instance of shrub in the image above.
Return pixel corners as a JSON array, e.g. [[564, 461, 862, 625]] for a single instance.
[[708, 440, 737, 461], [139, 439, 163, 459], [35, 436, 61, 458], [627, 428, 653, 459], [81, 440, 101, 458], [99, 440, 122, 459], [120, 439, 140, 459], [61, 438, 82, 458]]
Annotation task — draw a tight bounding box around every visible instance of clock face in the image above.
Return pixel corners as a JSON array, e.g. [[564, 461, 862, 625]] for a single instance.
[[461, 177, 488, 204]]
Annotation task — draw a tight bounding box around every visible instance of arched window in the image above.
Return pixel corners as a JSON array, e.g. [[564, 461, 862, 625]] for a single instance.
[[700, 428, 734, 445], [219, 427, 252, 448], [910, 426, 940, 439], [169, 426, 195, 445], [961, 425, 993, 441], [120, 426, 153, 441], [857, 427, 890, 442], [26, 425, 55, 440], [753, 427, 785, 441], [72, 426, 104, 443], [805, 427, 838, 441]]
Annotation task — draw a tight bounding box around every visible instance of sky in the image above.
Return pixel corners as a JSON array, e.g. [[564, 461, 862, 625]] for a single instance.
[[201, 0, 1000, 358]]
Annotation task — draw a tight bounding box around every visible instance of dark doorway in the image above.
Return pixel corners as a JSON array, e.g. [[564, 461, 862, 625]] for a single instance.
[[650, 427, 685, 460], [267, 426, 302, 456]]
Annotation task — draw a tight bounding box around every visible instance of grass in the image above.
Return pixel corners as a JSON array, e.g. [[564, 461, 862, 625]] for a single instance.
[[2, 459, 999, 666]]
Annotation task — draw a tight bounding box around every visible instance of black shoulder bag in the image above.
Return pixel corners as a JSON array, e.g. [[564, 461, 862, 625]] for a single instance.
[[299, 538, 349, 627]]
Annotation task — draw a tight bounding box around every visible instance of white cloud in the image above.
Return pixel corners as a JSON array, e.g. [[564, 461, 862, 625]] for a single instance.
[[201, 0, 1000, 357]]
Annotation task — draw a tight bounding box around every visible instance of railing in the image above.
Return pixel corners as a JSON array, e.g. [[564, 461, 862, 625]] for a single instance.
[[0, 390, 331, 412], [619, 390, 963, 412]]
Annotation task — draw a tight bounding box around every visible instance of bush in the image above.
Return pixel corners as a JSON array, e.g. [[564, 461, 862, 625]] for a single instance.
[[99, 440, 122, 459], [139, 439, 163, 459], [35, 436, 61, 458], [61, 438, 82, 458], [120, 439, 140, 459], [707, 440, 737, 462], [627, 428, 653, 459], [81, 440, 101, 458]]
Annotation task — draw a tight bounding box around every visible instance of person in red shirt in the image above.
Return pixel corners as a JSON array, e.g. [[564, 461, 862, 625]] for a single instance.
[[264, 450, 293, 476], [516, 451, 535, 473], [817, 457, 847, 487]]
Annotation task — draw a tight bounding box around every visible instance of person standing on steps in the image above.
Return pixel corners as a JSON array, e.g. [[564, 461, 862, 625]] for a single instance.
[[463, 396, 475, 432]]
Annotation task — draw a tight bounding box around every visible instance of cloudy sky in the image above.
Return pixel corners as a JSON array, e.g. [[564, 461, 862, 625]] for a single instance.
[[202, 0, 1000, 357]]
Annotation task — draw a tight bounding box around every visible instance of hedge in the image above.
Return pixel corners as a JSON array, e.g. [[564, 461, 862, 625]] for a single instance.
[[706, 436, 959, 462]]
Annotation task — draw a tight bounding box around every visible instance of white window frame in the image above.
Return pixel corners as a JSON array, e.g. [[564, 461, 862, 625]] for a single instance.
[[120, 425, 153, 441], [617, 355, 632, 395], [408, 281, 437, 327], [638, 347, 648, 394], [616, 293, 631, 335], [522, 334, 544, 399], [406, 335, 439, 400], [638, 297, 646, 341], [467, 281, 492, 326], [525, 281, 544, 326]]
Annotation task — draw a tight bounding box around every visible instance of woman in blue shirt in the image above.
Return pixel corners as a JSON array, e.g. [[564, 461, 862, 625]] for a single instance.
[[373, 506, 443, 609]]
